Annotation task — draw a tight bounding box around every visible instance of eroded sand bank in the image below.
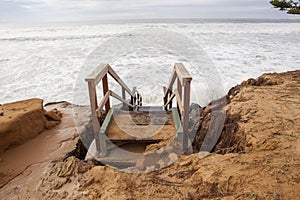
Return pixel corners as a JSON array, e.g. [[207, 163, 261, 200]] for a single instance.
[[0, 70, 299, 199]]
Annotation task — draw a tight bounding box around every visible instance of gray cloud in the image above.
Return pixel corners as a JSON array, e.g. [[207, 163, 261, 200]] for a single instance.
[[0, 0, 299, 22]]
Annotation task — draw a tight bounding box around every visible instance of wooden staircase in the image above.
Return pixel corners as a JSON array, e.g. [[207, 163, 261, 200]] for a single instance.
[[85, 63, 192, 160]]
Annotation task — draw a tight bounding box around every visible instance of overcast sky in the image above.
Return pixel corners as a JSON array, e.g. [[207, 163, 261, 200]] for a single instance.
[[0, 0, 299, 22]]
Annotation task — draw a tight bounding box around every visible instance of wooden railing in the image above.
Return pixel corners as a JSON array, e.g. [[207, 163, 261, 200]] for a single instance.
[[163, 63, 192, 150], [85, 64, 141, 154]]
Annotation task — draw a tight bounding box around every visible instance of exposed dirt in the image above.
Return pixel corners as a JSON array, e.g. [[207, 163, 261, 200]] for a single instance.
[[0, 102, 88, 197], [0, 98, 62, 154], [0, 70, 300, 199]]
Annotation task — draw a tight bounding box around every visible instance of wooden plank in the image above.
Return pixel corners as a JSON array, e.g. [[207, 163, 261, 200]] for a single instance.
[[177, 78, 182, 111], [110, 91, 134, 108], [182, 80, 191, 151], [164, 69, 177, 97], [169, 86, 173, 109], [172, 107, 183, 142], [96, 91, 111, 117], [174, 89, 184, 115], [177, 78, 182, 99], [106, 111, 176, 141], [108, 66, 133, 96], [122, 87, 126, 108], [102, 74, 111, 113], [99, 108, 114, 156], [85, 64, 109, 85], [175, 63, 192, 86], [200, 110, 226, 152], [87, 81, 101, 153], [163, 86, 167, 106]]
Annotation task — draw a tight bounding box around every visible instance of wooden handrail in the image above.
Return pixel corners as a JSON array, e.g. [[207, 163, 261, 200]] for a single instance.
[[95, 90, 135, 118], [164, 69, 176, 97], [85, 64, 138, 113], [110, 91, 134, 108], [163, 63, 192, 151], [85, 64, 109, 85], [174, 90, 184, 115], [163, 63, 192, 99], [86, 64, 134, 96], [85, 63, 141, 154], [164, 89, 184, 115], [108, 66, 134, 96], [164, 90, 176, 108], [175, 63, 192, 86], [96, 91, 111, 117]]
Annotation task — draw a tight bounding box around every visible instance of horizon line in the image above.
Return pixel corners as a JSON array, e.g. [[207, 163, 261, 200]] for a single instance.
[[1, 18, 300, 24]]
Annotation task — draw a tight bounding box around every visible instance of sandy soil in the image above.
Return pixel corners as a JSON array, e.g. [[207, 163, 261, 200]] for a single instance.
[[0, 102, 86, 198], [0, 70, 299, 199], [0, 98, 64, 154], [0, 98, 46, 153]]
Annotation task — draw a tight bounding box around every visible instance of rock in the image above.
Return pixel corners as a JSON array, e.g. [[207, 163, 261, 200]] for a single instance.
[[189, 103, 203, 128], [189, 103, 204, 142], [57, 156, 78, 177], [0, 98, 46, 153], [77, 161, 94, 174], [45, 109, 62, 122], [44, 109, 62, 130]]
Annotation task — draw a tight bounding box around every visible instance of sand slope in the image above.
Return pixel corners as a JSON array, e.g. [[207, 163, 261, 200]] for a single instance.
[[0, 70, 299, 199]]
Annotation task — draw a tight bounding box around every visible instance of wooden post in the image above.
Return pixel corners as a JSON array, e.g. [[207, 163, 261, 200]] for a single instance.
[[163, 87, 167, 110], [87, 81, 101, 153], [102, 74, 110, 113], [182, 80, 191, 151], [177, 78, 182, 116], [169, 86, 173, 109], [122, 87, 126, 109]]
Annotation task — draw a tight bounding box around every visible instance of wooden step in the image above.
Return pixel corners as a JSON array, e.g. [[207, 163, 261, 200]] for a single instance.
[[106, 109, 177, 142]]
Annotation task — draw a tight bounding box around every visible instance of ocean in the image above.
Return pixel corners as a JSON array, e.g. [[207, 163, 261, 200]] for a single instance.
[[0, 20, 299, 106]]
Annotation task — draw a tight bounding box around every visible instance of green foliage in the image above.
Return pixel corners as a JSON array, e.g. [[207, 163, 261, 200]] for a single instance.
[[287, 7, 300, 14], [270, 0, 300, 14], [270, 0, 293, 9]]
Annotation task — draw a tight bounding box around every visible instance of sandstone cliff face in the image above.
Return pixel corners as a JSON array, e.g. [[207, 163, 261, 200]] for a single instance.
[[0, 99, 45, 153], [193, 70, 300, 155], [0, 98, 62, 153]]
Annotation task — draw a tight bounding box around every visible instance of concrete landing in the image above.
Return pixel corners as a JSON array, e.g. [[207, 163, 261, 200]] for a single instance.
[[85, 140, 143, 168], [85, 107, 182, 166]]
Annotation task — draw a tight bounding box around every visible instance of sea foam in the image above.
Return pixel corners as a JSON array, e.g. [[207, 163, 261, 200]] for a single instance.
[[0, 22, 299, 106]]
